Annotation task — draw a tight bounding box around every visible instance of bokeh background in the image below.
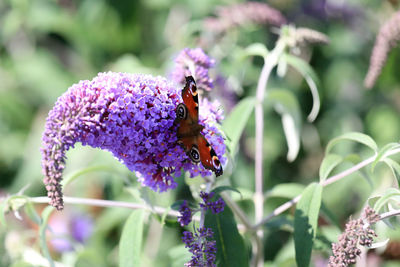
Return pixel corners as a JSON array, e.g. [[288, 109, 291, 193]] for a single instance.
[[1, 0, 400, 266]]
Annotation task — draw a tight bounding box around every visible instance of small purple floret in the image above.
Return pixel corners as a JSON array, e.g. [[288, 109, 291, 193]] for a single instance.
[[171, 48, 215, 91], [178, 200, 193, 226], [182, 227, 217, 267], [199, 191, 225, 214]]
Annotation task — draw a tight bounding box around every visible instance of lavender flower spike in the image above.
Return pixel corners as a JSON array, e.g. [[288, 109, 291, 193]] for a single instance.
[[364, 11, 400, 89], [41, 72, 226, 210], [182, 227, 217, 267], [171, 48, 215, 91]]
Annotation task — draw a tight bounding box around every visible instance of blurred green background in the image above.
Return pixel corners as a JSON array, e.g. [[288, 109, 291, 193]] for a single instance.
[[1, 0, 400, 266]]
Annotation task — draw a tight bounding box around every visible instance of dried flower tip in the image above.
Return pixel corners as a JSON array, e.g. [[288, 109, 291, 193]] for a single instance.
[[204, 1, 286, 33], [364, 11, 400, 89], [328, 206, 379, 266], [294, 27, 330, 46]]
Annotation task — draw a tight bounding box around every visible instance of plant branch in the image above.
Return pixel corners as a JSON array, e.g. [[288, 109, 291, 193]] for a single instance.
[[29, 196, 181, 217], [379, 209, 400, 221], [253, 147, 400, 229], [253, 38, 287, 267], [220, 192, 253, 230]]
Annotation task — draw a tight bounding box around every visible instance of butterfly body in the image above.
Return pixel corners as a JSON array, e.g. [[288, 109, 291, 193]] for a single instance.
[[175, 76, 223, 176]]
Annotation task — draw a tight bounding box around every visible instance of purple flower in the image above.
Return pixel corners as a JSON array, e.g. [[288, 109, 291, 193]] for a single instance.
[[364, 11, 400, 89], [178, 200, 193, 226], [182, 227, 217, 267], [41, 72, 226, 210], [199, 191, 225, 214], [171, 48, 215, 91], [49, 212, 93, 253]]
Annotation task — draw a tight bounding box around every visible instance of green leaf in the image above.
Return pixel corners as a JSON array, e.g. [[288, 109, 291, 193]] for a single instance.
[[222, 97, 255, 153], [268, 89, 302, 161], [383, 158, 400, 186], [119, 210, 145, 267], [212, 186, 242, 198], [168, 245, 191, 267], [371, 143, 400, 172], [39, 206, 55, 267], [326, 132, 378, 154], [62, 165, 116, 187], [266, 183, 305, 199], [204, 196, 248, 267], [24, 201, 42, 225], [243, 43, 269, 58], [294, 183, 323, 267], [319, 154, 343, 182], [373, 188, 400, 213], [283, 54, 320, 122]]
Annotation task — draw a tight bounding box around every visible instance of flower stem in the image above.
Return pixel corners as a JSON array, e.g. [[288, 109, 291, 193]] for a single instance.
[[29, 196, 181, 217], [253, 147, 400, 229], [253, 39, 286, 267]]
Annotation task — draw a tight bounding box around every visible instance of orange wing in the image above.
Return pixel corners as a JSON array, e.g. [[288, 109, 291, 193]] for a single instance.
[[181, 76, 199, 124], [175, 76, 223, 177], [196, 134, 223, 177]]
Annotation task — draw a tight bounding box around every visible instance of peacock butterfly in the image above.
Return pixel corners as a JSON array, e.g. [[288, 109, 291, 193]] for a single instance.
[[175, 76, 223, 176]]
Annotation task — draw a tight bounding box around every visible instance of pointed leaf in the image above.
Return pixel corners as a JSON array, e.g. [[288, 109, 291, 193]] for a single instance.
[[373, 188, 400, 212], [119, 210, 145, 267], [294, 183, 323, 267], [39, 206, 55, 267], [204, 197, 248, 267], [266, 183, 305, 199], [383, 158, 400, 186], [212, 186, 242, 198], [283, 54, 320, 122], [268, 89, 302, 161], [243, 43, 269, 58], [222, 97, 255, 153], [62, 165, 116, 187], [319, 154, 343, 182], [326, 132, 378, 154], [24, 201, 41, 225], [371, 143, 400, 172], [168, 245, 192, 267]]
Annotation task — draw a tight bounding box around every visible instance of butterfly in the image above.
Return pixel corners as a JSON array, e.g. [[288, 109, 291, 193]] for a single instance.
[[175, 76, 223, 177]]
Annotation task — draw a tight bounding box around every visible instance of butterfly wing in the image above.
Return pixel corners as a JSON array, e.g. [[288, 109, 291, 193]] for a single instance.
[[196, 134, 223, 177], [181, 76, 199, 124], [176, 76, 223, 177]]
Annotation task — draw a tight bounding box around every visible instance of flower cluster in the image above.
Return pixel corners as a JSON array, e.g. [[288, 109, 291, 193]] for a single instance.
[[178, 200, 193, 227], [199, 191, 225, 214], [171, 48, 215, 91], [41, 71, 226, 210], [177, 192, 225, 265], [204, 2, 286, 33], [177, 191, 226, 227], [49, 212, 93, 252], [364, 11, 400, 89], [182, 227, 217, 267], [328, 206, 380, 267]]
